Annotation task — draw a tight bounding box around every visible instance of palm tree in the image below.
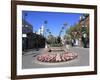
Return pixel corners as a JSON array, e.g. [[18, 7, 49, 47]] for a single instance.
[[59, 22, 67, 37]]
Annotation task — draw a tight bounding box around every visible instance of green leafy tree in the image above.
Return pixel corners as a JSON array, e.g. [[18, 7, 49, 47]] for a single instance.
[[66, 23, 81, 39]]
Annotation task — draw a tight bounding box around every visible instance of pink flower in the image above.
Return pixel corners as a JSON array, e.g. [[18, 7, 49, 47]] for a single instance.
[[36, 52, 78, 62]]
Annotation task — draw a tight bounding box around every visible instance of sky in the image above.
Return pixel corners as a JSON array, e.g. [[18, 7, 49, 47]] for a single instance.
[[22, 11, 83, 37]]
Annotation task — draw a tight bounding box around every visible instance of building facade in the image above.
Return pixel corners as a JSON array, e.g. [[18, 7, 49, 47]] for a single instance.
[[22, 19, 45, 51], [79, 14, 89, 48]]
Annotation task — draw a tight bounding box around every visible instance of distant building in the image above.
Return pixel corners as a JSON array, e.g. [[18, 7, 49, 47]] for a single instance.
[[22, 19, 33, 51], [22, 19, 33, 34], [37, 25, 45, 36], [79, 14, 89, 29], [22, 19, 45, 51], [79, 14, 89, 47]]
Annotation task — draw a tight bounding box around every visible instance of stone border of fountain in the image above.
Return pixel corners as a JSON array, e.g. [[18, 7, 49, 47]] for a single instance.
[[35, 52, 78, 63]]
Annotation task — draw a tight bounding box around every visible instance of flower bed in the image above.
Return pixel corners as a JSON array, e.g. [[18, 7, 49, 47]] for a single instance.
[[36, 52, 78, 63]]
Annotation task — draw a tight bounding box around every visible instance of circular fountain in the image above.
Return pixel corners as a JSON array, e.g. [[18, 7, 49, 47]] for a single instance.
[[35, 47, 78, 63]]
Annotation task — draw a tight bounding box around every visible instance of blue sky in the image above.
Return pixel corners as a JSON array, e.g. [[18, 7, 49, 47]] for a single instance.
[[22, 11, 83, 37]]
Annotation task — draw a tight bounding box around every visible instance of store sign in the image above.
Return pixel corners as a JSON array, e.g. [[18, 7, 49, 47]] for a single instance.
[[22, 34, 27, 37]]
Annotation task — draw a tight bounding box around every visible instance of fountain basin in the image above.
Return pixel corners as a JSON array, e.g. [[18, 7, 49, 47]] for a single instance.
[[36, 52, 78, 63]]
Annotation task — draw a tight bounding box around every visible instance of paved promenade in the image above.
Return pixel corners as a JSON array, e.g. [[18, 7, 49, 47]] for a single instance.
[[22, 47, 89, 69]]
